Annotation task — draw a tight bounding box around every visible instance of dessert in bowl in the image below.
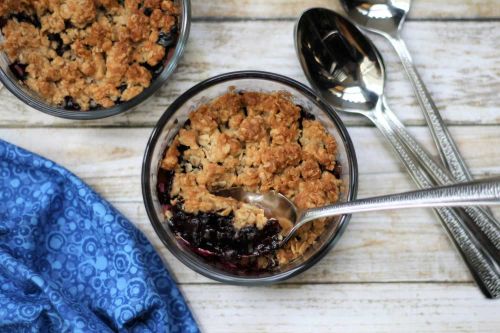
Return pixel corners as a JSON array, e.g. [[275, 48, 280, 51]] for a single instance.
[[142, 71, 358, 284], [0, 0, 190, 119]]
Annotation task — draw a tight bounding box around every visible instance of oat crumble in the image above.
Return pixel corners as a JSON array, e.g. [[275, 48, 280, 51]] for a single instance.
[[158, 90, 343, 270], [0, 0, 179, 110]]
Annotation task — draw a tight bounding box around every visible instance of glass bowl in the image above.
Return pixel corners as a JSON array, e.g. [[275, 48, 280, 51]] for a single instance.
[[0, 0, 191, 120], [142, 71, 358, 285]]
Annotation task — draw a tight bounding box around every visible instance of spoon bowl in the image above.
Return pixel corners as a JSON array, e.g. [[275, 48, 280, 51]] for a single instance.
[[215, 188, 298, 224], [341, 0, 410, 37], [295, 8, 385, 116]]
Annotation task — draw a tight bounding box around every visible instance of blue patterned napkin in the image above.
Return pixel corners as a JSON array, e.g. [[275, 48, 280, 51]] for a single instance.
[[0, 140, 199, 333]]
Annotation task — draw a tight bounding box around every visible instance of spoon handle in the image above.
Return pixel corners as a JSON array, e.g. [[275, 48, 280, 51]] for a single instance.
[[300, 177, 500, 220], [294, 104, 500, 298], [380, 101, 500, 251], [388, 36, 473, 182]]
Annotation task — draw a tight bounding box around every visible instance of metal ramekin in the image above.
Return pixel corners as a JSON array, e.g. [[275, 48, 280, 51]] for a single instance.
[[142, 71, 358, 285], [0, 0, 190, 120]]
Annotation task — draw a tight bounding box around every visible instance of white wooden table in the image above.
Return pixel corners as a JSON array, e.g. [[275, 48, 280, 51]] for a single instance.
[[1, 1, 499, 331]]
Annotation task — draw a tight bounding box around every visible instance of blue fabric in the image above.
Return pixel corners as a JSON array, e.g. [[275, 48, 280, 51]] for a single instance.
[[0, 140, 199, 333]]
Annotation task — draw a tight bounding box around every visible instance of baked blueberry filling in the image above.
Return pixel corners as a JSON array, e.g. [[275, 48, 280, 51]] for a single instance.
[[9, 13, 40, 28], [144, 7, 153, 17], [298, 106, 316, 131], [157, 91, 342, 272], [88, 100, 103, 111], [142, 60, 166, 80], [140, 25, 179, 79], [0, 17, 7, 29], [63, 96, 81, 111], [47, 33, 70, 57], [158, 169, 282, 261], [157, 31, 176, 48], [9, 62, 28, 81], [167, 204, 282, 258], [117, 83, 128, 93]]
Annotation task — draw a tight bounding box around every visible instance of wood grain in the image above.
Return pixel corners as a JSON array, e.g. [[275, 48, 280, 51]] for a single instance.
[[190, 0, 500, 19], [2, 127, 500, 284], [112, 201, 478, 284], [2, 126, 499, 182], [1, 3, 499, 329], [182, 283, 500, 333], [0, 21, 498, 127]]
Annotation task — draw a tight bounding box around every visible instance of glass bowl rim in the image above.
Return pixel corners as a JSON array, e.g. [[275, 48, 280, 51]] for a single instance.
[[0, 0, 191, 120], [141, 70, 359, 285]]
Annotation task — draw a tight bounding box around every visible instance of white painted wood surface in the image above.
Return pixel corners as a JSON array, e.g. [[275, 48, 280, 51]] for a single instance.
[[1, 1, 499, 332], [191, 0, 500, 19], [1, 21, 498, 127]]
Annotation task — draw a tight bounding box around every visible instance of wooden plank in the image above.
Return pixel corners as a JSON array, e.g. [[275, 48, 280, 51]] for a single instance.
[[0, 21, 498, 127], [182, 283, 500, 333], [114, 201, 477, 284], [191, 0, 500, 19], [2, 127, 500, 284], [2, 126, 500, 182]]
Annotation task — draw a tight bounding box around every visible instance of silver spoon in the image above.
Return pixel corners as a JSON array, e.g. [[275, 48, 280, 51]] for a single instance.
[[294, 7, 500, 252], [341, 0, 500, 237], [340, 0, 478, 190], [294, 8, 500, 298], [218, 178, 500, 246]]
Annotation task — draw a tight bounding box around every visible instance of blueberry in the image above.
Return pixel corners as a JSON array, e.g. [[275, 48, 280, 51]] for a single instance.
[[47, 33, 70, 57], [237, 226, 258, 242], [47, 33, 61, 42], [0, 17, 7, 29], [177, 144, 189, 153], [63, 96, 81, 111], [203, 229, 215, 240], [117, 83, 127, 93], [11, 13, 41, 28], [322, 160, 342, 179], [223, 249, 236, 258], [157, 31, 175, 48], [144, 7, 153, 16], [9, 62, 28, 81], [298, 105, 315, 127], [298, 105, 315, 130], [89, 100, 102, 110], [262, 219, 281, 238], [141, 62, 164, 79], [332, 161, 342, 179], [64, 20, 74, 29]]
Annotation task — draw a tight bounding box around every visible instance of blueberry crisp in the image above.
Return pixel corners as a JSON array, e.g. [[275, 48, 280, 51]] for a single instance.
[[158, 90, 343, 271], [0, 0, 179, 110]]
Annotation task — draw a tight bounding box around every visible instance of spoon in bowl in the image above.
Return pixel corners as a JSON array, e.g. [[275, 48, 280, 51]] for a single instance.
[[294, 8, 500, 298], [217, 178, 500, 247]]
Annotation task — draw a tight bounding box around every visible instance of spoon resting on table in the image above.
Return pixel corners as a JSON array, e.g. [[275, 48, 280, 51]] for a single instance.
[[294, 7, 500, 298]]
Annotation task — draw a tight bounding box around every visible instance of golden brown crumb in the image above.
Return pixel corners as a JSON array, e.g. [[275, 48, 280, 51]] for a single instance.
[[160, 90, 343, 267], [0, 0, 179, 110]]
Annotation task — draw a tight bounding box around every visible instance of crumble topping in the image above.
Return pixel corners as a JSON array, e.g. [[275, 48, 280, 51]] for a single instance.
[[0, 0, 179, 110], [159, 90, 343, 268]]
